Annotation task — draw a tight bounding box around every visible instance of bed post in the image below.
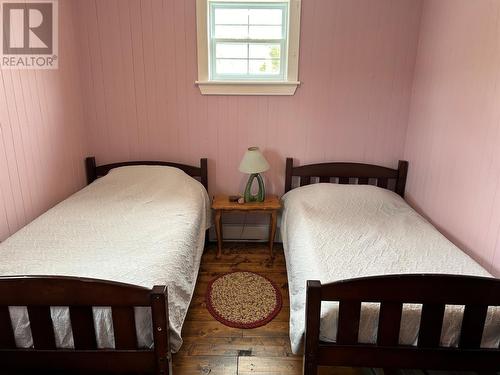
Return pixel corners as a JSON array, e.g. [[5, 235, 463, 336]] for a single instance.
[[151, 285, 170, 375], [395, 160, 408, 198], [200, 158, 208, 191], [85, 157, 97, 185], [304, 280, 321, 375], [285, 158, 294, 194]]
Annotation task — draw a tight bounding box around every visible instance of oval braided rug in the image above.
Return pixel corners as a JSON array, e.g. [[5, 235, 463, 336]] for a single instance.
[[206, 271, 282, 329]]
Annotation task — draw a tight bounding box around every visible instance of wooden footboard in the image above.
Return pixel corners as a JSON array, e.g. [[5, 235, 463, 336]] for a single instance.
[[0, 276, 170, 374], [304, 274, 500, 375]]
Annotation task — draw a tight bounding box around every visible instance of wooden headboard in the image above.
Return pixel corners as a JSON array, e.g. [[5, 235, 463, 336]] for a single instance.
[[85, 157, 208, 191], [284, 158, 408, 198]]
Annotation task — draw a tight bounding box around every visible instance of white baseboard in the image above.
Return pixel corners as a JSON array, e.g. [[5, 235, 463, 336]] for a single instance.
[[209, 224, 282, 242]]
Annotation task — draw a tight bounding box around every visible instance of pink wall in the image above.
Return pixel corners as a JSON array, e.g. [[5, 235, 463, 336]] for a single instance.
[[75, 0, 422, 196], [405, 0, 500, 275], [0, 1, 87, 241]]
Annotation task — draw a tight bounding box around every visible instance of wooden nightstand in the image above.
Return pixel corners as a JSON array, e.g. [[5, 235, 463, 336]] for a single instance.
[[212, 195, 282, 258]]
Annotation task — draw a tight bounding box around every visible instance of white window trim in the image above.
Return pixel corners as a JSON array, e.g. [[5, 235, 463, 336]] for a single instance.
[[195, 0, 301, 96]]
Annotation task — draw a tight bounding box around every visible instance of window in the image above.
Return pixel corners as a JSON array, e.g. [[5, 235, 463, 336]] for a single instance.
[[210, 3, 287, 80], [196, 0, 301, 95]]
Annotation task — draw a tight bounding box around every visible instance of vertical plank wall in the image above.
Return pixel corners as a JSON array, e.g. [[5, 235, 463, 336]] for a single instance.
[[75, 0, 422, 196], [405, 0, 500, 275], [0, 1, 87, 241]]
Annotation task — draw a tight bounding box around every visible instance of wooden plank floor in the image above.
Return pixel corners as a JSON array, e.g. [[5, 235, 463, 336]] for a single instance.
[[172, 242, 368, 375]]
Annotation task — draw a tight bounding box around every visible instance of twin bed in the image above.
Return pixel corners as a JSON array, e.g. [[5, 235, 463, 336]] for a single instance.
[[282, 158, 500, 374], [0, 157, 209, 374], [0, 156, 499, 374]]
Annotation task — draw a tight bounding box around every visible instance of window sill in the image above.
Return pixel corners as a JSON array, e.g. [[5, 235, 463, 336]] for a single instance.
[[195, 80, 300, 96]]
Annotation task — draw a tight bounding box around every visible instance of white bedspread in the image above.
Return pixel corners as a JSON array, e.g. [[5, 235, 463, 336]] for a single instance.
[[0, 165, 210, 352], [281, 183, 500, 354]]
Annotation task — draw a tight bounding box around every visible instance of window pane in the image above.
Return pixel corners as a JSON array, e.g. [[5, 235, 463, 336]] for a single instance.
[[249, 9, 282, 25], [214, 25, 248, 39], [216, 43, 248, 59], [249, 26, 282, 39], [216, 59, 248, 75], [214, 8, 248, 25], [209, 4, 289, 80], [249, 44, 280, 59], [249, 59, 281, 75]]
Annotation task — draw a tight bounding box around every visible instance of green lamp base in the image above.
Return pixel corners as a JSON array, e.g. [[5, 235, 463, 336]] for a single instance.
[[244, 173, 265, 202]]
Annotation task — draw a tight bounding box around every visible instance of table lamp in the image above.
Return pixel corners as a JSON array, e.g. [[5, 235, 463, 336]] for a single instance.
[[239, 147, 270, 202]]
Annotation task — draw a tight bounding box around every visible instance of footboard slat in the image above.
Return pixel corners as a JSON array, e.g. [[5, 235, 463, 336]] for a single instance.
[[112, 306, 138, 350], [69, 306, 97, 349], [377, 301, 402, 346], [27, 306, 56, 349], [337, 301, 361, 344], [0, 306, 15, 349], [418, 303, 445, 348], [460, 304, 488, 349]]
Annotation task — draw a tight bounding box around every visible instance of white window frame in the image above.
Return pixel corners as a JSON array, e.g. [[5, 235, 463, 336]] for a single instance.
[[196, 0, 301, 95]]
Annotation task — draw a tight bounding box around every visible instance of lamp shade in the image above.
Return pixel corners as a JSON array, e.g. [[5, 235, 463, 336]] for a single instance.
[[239, 147, 270, 174]]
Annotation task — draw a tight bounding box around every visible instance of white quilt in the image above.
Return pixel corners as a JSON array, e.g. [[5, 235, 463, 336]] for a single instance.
[[0, 165, 210, 352], [281, 183, 500, 354]]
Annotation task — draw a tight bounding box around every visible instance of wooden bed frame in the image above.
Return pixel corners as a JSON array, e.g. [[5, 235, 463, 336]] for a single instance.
[[0, 156, 209, 374], [284, 158, 500, 374]]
